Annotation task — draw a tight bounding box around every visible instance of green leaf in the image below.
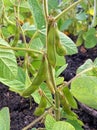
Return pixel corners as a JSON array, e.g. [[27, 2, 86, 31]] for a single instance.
[[66, 120, 83, 130], [28, 0, 45, 29], [60, 19, 73, 31], [52, 121, 75, 130], [0, 67, 25, 94], [22, 23, 37, 31], [77, 59, 93, 74], [45, 114, 56, 130], [94, 58, 97, 66], [56, 53, 66, 66], [0, 1, 3, 18], [31, 128, 36, 130], [0, 107, 10, 130], [71, 75, 97, 109], [63, 87, 78, 109], [34, 107, 45, 116], [59, 32, 78, 55], [76, 12, 87, 21], [84, 28, 97, 48], [29, 38, 43, 50], [32, 82, 53, 107], [56, 64, 68, 77], [48, 0, 59, 10], [0, 38, 17, 80], [76, 59, 97, 77], [56, 77, 64, 86]]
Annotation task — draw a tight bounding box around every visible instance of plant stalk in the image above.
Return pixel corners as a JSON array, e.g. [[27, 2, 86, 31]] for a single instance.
[[91, 0, 97, 27], [54, 90, 60, 121], [55, 0, 83, 21], [22, 111, 48, 130], [49, 65, 60, 121], [58, 66, 94, 91], [0, 45, 43, 54], [43, 0, 49, 22]]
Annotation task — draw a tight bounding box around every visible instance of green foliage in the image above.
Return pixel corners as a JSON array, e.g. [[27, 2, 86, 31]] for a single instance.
[[0, 107, 10, 130], [28, 0, 45, 29], [0, 0, 97, 129], [0, 38, 18, 80], [45, 114, 75, 130]]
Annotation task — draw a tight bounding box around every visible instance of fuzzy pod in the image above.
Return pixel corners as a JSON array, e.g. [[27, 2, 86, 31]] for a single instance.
[[45, 58, 55, 94], [34, 95, 47, 116], [22, 55, 47, 97], [54, 26, 67, 56], [47, 22, 57, 68]]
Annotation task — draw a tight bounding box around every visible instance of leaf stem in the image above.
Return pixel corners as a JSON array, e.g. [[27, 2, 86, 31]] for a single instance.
[[22, 110, 48, 130], [43, 0, 49, 22], [91, 0, 97, 27], [0, 46, 43, 54], [55, 0, 83, 21], [42, 90, 56, 110], [58, 66, 94, 90], [48, 65, 60, 120]]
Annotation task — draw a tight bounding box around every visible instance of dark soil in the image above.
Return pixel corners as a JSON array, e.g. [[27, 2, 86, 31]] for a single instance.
[[0, 45, 97, 130]]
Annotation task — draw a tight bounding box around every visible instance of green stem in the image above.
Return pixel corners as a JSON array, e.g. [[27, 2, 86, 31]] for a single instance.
[[0, 46, 43, 54], [43, 0, 49, 22], [91, 0, 97, 27], [42, 91, 56, 110], [29, 30, 39, 47], [55, 0, 83, 21], [49, 65, 60, 120], [58, 66, 94, 90], [54, 90, 60, 121]]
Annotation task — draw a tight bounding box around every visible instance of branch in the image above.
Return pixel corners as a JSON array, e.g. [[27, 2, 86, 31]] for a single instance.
[[78, 102, 97, 118], [55, 0, 83, 21], [0, 46, 43, 54]]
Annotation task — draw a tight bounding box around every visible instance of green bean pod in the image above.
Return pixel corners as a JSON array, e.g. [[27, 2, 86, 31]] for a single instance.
[[59, 91, 73, 115], [47, 22, 56, 68], [54, 26, 67, 56], [62, 87, 78, 109], [22, 55, 47, 97], [46, 58, 55, 94], [34, 95, 47, 116]]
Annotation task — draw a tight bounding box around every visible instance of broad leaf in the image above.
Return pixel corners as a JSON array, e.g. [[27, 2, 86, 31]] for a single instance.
[[22, 23, 37, 31], [59, 32, 78, 55], [0, 107, 10, 130], [0, 67, 32, 95], [66, 120, 83, 130], [56, 64, 68, 77], [28, 0, 45, 29], [48, 0, 59, 10], [56, 77, 64, 86], [77, 59, 93, 74], [84, 28, 97, 48], [0, 38, 17, 80], [71, 75, 97, 109], [29, 38, 43, 50], [45, 114, 56, 130], [77, 59, 97, 77], [56, 54, 66, 66], [63, 87, 78, 109], [52, 121, 75, 130]]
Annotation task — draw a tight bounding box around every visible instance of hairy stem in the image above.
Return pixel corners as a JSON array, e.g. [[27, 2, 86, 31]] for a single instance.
[[0, 46, 43, 54], [43, 0, 49, 22], [22, 110, 48, 130], [91, 0, 97, 27], [55, 0, 83, 21]]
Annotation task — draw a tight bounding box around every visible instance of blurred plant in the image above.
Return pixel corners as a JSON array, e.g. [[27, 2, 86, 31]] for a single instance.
[[0, 0, 97, 130]]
